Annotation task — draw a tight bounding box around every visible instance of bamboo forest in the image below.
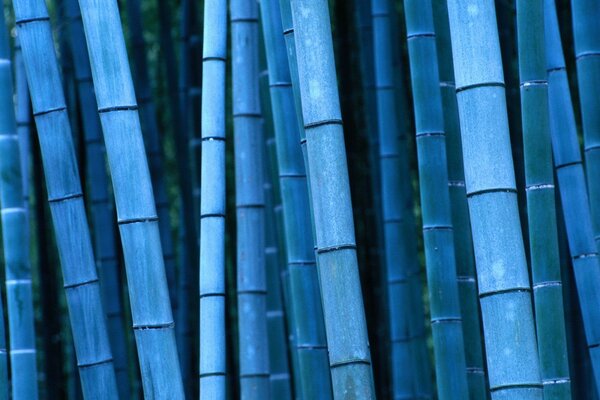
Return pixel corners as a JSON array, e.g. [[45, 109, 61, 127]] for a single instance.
[[1, 0, 600, 398]]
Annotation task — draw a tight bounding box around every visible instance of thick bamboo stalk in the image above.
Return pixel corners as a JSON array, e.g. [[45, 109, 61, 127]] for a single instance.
[[76, 0, 184, 397], [446, 1, 543, 398], [403, 1, 470, 398], [432, 1, 486, 397], [572, 0, 600, 249], [516, 1, 571, 399], [0, 13, 37, 400], [62, 0, 130, 396], [260, 0, 333, 397], [199, 0, 227, 397], [231, 0, 271, 397], [545, 0, 600, 390], [11, 0, 119, 397], [288, 0, 375, 397]]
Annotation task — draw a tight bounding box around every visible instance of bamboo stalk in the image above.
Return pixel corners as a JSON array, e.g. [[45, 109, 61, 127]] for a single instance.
[[76, 0, 184, 397], [199, 0, 227, 397], [545, 0, 600, 390], [11, 0, 119, 396], [446, 0, 543, 398]]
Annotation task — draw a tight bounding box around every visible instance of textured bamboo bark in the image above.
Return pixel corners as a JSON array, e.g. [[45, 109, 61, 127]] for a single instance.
[[12, 0, 119, 397], [545, 0, 600, 390], [76, 0, 184, 397], [446, 0, 543, 398]]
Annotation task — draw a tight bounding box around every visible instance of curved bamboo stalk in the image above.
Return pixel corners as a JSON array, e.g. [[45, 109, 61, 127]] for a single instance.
[[76, 0, 184, 397], [571, 0, 600, 250], [0, 12, 38, 400], [288, 0, 375, 397], [432, 1, 486, 397], [446, 1, 543, 398], [516, 1, 571, 398], [403, 1, 470, 398], [199, 0, 227, 397], [11, 0, 119, 397], [545, 0, 600, 390], [231, 0, 271, 397]]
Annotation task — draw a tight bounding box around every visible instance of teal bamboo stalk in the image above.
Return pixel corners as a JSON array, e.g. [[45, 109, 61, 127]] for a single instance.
[[516, 1, 571, 398], [62, 0, 130, 395], [446, 1, 543, 398], [231, 0, 271, 397], [370, 0, 418, 397], [545, 0, 600, 389], [432, 1, 486, 397], [572, 0, 600, 249], [403, 1, 470, 398], [0, 11, 38, 400], [11, 0, 119, 397], [259, 1, 333, 398], [288, 0, 375, 397], [199, 0, 227, 397], [14, 36, 31, 207], [76, 0, 184, 397]]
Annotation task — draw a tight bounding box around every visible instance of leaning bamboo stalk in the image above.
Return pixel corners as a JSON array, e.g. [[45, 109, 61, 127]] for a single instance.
[[403, 1, 470, 398], [231, 0, 271, 397], [0, 12, 38, 400], [516, 1, 571, 398], [545, 0, 600, 389], [11, 0, 119, 396], [288, 0, 375, 397], [446, 0, 543, 398], [432, 1, 487, 397], [199, 0, 227, 397], [260, 0, 333, 397], [76, 0, 184, 397]]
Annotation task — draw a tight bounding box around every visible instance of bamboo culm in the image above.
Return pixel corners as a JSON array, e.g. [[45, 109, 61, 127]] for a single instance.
[[545, 0, 600, 389], [572, 0, 600, 250], [446, 1, 543, 398], [199, 0, 227, 397], [76, 0, 185, 397], [0, 11, 38, 400], [11, 0, 120, 397], [261, 0, 334, 397], [432, 0, 487, 397], [289, 0, 376, 397], [231, 0, 271, 397]]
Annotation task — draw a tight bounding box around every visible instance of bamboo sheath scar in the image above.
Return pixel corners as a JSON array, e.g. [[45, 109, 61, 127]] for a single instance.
[[446, 1, 543, 399], [11, 0, 119, 398], [76, 0, 184, 397], [545, 0, 600, 391]]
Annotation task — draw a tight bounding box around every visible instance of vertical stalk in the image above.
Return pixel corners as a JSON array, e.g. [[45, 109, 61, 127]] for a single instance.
[[11, 0, 119, 396], [446, 0, 543, 398], [230, 0, 271, 397], [199, 0, 227, 397], [76, 0, 185, 397], [545, 0, 600, 390], [289, 0, 375, 397]]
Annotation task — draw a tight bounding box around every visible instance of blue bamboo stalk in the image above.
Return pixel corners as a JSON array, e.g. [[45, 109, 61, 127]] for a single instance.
[[14, 35, 31, 208], [199, 0, 227, 397], [446, 0, 543, 398], [545, 0, 600, 390], [11, 0, 119, 396]]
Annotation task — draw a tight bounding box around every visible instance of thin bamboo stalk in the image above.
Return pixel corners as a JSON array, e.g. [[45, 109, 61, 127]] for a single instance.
[[199, 0, 227, 397], [260, 0, 333, 398], [76, 0, 184, 397], [545, 0, 600, 390], [14, 36, 31, 207], [432, 1, 486, 397], [11, 0, 119, 397], [288, 0, 375, 397], [571, 0, 600, 249], [446, 0, 543, 398], [231, 0, 271, 397]]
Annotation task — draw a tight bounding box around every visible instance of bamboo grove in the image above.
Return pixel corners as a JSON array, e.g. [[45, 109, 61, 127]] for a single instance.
[[0, 0, 599, 398]]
